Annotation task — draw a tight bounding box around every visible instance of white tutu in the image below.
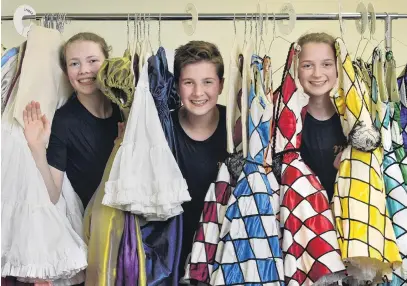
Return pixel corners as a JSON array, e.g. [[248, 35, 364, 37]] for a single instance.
[[1, 76, 87, 284], [103, 50, 191, 221]]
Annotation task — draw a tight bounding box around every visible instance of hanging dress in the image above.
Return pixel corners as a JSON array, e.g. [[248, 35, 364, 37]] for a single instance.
[[386, 56, 407, 185], [183, 39, 245, 284], [330, 39, 401, 284], [387, 55, 407, 182], [102, 43, 190, 220], [1, 26, 86, 284], [398, 65, 407, 153], [272, 43, 345, 286], [84, 136, 147, 286], [1, 46, 19, 114], [84, 49, 147, 286], [375, 50, 407, 285], [141, 47, 184, 285], [1, 46, 19, 66], [208, 55, 284, 286]]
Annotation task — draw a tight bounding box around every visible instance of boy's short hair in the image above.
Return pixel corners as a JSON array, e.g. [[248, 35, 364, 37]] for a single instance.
[[174, 41, 224, 84]]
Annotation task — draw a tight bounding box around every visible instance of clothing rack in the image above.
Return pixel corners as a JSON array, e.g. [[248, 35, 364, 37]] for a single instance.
[[2, 12, 407, 50]]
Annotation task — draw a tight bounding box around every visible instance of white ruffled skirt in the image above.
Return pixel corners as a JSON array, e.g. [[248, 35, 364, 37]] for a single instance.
[[1, 89, 87, 284], [103, 59, 191, 221]]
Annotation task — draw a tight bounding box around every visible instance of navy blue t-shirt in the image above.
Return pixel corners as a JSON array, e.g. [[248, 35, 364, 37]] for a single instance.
[[171, 105, 228, 276], [47, 95, 121, 207], [300, 112, 347, 200]]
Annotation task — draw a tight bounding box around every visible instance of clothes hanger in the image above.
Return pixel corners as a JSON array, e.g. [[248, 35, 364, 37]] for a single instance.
[[255, 12, 258, 55], [138, 13, 147, 56], [41, 14, 47, 28], [142, 13, 146, 43], [158, 14, 162, 48], [254, 3, 265, 56], [243, 13, 248, 48], [384, 37, 407, 69], [258, 11, 267, 56], [50, 14, 58, 30], [338, 0, 345, 39], [53, 14, 58, 30], [126, 14, 130, 51], [147, 13, 154, 55], [132, 13, 139, 54], [264, 4, 269, 38], [369, 36, 407, 68], [267, 13, 292, 76], [233, 13, 237, 42], [47, 14, 53, 29], [137, 13, 143, 54], [394, 39, 407, 68], [44, 14, 50, 28], [358, 4, 380, 61], [56, 13, 65, 33], [267, 13, 291, 56], [250, 13, 254, 42], [354, 2, 370, 59]]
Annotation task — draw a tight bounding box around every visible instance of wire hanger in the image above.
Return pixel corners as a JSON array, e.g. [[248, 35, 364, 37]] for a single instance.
[[53, 14, 58, 30], [51, 14, 57, 30], [233, 13, 237, 40], [255, 12, 258, 54], [267, 13, 291, 56], [57, 13, 66, 33], [142, 13, 146, 42], [147, 13, 154, 54], [389, 37, 407, 68], [158, 13, 162, 48], [354, 2, 369, 59], [126, 14, 130, 50], [269, 13, 293, 76], [392, 37, 407, 49], [43, 14, 49, 28], [264, 4, 269, 37], [358, 4, 380, 60], [250, 13, 254, 40], [137, 13, 143, 48], [243, 13, 247, 48], [338, 0, 345, 39], [41, 14, 46, 28], [132, 13, 138, 54], [354, 32, 368, 59], [258, 10, 267, 56]]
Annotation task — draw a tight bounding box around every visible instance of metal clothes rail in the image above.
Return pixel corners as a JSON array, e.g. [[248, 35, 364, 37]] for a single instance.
[[2, 12, 407, 49]]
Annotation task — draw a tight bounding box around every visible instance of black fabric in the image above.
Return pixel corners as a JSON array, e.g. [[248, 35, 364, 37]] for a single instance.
[[171, 105, 228, 276], [47, 95, 121, 207], [300, 112, 347, 201]]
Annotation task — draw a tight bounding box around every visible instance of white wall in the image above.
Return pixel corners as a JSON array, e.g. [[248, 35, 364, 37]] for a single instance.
[[2, 0, 407, 105]]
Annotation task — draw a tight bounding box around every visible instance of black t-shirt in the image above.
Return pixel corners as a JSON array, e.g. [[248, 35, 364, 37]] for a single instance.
[[300, 112, 347, 201], [171, 105, 228, 275], [47, 95, 121, 207]]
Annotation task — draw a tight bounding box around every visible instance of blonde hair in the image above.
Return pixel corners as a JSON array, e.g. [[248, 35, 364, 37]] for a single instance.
[[174, 41, 224, 84], [60, 32, 111, 73], [297, 32, 335, 52]]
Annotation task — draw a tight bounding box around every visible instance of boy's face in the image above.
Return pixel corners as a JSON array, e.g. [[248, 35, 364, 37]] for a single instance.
[[178, 61, 223, 117]]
